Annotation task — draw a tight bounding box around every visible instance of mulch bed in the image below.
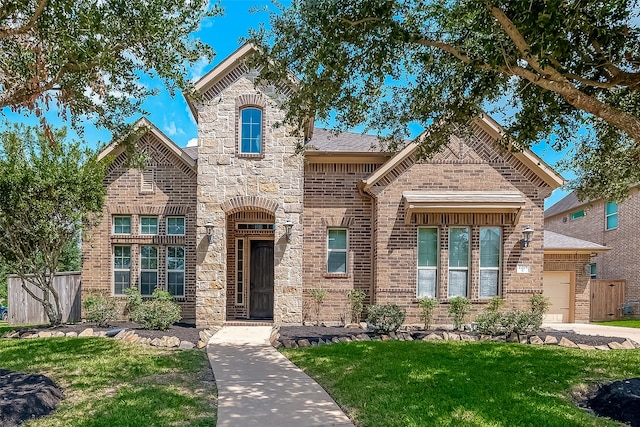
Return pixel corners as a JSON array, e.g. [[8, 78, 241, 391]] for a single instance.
[[277, 325, 629, 347], [0, 370, 63, 427]]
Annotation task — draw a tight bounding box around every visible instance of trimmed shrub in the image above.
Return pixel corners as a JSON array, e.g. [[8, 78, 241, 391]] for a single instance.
[[418, 297, 438, 330], [366, 304, 405, 334], [83, 294, 119, 327], [448, 296, 471, 331], [130, 289, 181, 330], [124, 287, 143, 319], [475, 295, 551, 336], [347, 290, 366, 323]]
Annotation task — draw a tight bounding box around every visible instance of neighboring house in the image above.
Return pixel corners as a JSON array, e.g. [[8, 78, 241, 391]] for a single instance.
[[545, 189, 639, 303], [84, 44, 597, 326]]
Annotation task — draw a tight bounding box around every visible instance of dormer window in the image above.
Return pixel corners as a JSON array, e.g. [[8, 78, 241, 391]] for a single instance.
[[239, 107, 262, 155]]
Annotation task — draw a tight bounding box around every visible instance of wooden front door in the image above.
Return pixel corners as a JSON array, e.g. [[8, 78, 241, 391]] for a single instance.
[[249, 240, 274, 319]]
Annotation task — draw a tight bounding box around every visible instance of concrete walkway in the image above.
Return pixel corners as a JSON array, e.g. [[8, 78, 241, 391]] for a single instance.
[[207, 326, 354, 427], [544, 322, 640, 343]]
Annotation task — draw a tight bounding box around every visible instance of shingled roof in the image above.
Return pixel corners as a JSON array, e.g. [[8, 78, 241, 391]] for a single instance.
[[306, 128, 387, 152], [544, 192, 586, 218], [543, 230, 609, 253], [182, 146, 198, 160]]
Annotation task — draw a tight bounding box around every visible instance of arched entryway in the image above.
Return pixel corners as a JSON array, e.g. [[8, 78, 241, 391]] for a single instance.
[[225, 209, 276, 320]]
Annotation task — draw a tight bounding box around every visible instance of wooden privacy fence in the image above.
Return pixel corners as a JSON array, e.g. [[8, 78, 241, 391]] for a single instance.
[[7, 272, 81, 325], [590, 279, 626, 321]]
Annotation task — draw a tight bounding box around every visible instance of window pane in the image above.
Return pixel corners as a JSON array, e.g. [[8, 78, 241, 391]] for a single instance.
[[479, 270, 499, 298], [167, 217, 185, 235], [448, 270, 468, 297], [570, 210, 585, 220], [606, 202, 618, 215], [417, 269, 436, 297], [327, 252, 347, 273], [168, 272, 184, 296], [114, 271, 130, 294], [141, 246, 157, 269], [607, 214, 618, 229], [140, 272, 157, 296], [449, 228, 469, 267], [480, 227, 501, 267], [418, 228, 438, 267], [328, 229, 347, 249], [114, 216, 131, 234], [141, 217, 158, 234]]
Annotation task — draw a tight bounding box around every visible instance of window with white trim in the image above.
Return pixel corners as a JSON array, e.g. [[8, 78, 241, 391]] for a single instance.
[[239, 107, 262, 154], [589, 263, 597, 279], [113, 216, 131, 234], [327, 229, 348, 274], [167, 217, 185, 236], [479, 227, 501, 298], [448, 227, 469, 298], [113, 245, 131, 295], [570, 210, 585, 220], [140, 217, 158, 235], [167, 246, 185, 297], [140, 246, 158, 296], [606, 202, 618, 230], [236, 239, 244, 305], [417, 227, 438, 298]]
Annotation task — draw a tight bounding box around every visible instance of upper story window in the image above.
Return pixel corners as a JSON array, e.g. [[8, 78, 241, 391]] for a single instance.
[[239, 107, 263, 154], [570, 210, 585, 220], [167, 217, 185, 236], [140, 216, 158, 235], [113, 216, 131, 234], [589, 263, 597, 279], [605, 202, 618, 230]]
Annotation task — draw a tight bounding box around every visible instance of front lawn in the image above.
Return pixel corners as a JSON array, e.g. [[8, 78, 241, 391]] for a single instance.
[[0, 337, 217, 426], [283, 341, 640, 427], [593, 319, 640, 328]]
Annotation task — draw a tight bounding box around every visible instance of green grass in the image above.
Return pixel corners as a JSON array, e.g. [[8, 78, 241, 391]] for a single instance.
[[593, 319, 640, 328], [283, 341, 640, 427], [0, 338, 216, 426]]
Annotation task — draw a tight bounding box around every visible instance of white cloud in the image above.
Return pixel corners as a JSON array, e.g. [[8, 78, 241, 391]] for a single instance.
[[186, 138, 198, 147], [163, 119, 185, 137], [189, 57, 209, 83]]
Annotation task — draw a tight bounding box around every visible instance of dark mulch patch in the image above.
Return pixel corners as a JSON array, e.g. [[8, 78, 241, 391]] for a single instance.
[[586, 378, 640, 427], [0, 369, 63, 427], [21, 322, 203, 344], [277, 325, 628, 347]]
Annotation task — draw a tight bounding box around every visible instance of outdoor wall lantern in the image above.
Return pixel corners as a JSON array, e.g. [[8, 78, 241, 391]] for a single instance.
[[521, 225, 534, 249], [284, 218, 294, 243], [205, 222, 214, 245]]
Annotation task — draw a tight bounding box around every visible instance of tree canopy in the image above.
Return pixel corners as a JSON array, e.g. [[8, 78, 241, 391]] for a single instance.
[[0, 124, 109, 325], [251, 0, 640, 201], [0, 0, 219, 135]]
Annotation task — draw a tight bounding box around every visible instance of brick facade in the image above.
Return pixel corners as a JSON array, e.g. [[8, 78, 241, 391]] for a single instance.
[[82, 131, 198, 321], [545, 188, 640, 301]]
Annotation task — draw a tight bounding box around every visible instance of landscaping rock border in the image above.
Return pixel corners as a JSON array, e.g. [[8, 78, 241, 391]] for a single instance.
[[1, 326, 220, 350], [271, 326, 640, 351]]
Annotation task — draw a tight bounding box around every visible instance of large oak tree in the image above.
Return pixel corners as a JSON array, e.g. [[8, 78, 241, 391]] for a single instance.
[[0, 0, 219, 135], [251, 0, 640, 201]]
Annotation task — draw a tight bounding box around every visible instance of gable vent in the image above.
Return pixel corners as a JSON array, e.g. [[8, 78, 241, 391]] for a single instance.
[[140, 169, 155, 193]]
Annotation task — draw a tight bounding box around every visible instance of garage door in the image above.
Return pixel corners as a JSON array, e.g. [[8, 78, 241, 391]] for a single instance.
[[543, 272, 571, 323]]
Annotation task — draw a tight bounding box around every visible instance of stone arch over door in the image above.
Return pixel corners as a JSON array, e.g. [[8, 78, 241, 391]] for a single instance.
[[225, 202, 277, 321], [221, 195, 278, 216]]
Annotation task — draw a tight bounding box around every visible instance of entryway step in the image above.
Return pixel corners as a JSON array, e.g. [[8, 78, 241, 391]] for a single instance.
[[225, 320, 274, 326]]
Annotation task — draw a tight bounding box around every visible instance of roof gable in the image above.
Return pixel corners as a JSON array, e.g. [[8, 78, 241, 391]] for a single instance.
[[185, 43, 298, 123], [360, 115, 564, 192], [98, 118, 196, 171]]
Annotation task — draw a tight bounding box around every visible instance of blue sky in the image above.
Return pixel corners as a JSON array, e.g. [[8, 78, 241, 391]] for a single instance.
[[2, 0, 571, 209]]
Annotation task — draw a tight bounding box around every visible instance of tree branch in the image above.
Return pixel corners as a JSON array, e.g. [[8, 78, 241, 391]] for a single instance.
[[0, 0, 48, 39], [339, 17, 382, 27]]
